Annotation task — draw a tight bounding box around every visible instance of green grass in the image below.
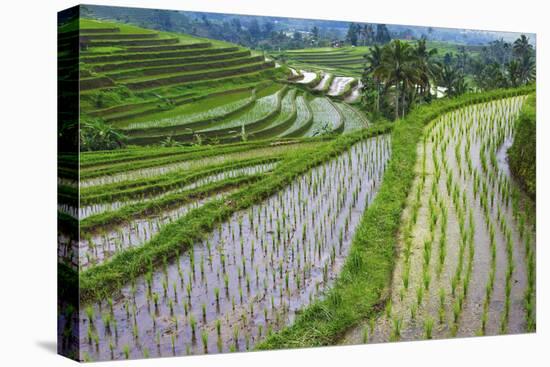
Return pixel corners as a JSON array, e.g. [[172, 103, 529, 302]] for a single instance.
[[275, 46, 368, 78], [106, 55, 264, 81], [251, 89, 298, 139]]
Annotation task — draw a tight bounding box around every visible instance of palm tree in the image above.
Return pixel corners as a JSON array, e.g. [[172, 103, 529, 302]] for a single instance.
[[374, 40, 420, 119], [513, 35, 533, 59], [506, 60, 522, 87], [438, 65, 469, 97], [519, 54, 536, 84], [363, 45, 383, 111], [438, 65, 458, 97], [413, 39, 439, 98]]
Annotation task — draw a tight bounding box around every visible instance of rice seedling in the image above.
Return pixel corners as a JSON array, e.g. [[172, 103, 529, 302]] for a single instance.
[[416, 286, 424, 307], [390, 316, 402, 342], [410, 302, 417, 320], [438, 288, 446, 324], [385, 300, 392, 319], [201, 331, 209, 353], [424, 317, 434, 339]]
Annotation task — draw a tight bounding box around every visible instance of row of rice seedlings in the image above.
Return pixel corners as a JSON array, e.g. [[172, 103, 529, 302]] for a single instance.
[[381, 118, 449, 342], [474, 97, 532, 334], [79, 162, 277, 219], [278, 95, 311, 137], [78, 136, 391, 360], [124, 95, 256, 130], [339, 103, 368, 134], [306, 97, 341, 136], [79, 192, 231, 269], [200, 89, 283, 131], [81, 141, 303, 188], [385, 97, 526, 342], [466, 96, 531, 335], [266, 88, 296, 127]]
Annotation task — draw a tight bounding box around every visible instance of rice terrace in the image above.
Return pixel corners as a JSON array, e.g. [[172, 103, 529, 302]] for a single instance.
[[57, 5, 536, 362]]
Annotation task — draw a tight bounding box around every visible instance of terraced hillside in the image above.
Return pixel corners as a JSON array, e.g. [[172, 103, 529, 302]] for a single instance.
[[58, 19, 372, 146], [271, 47, 367, 105]]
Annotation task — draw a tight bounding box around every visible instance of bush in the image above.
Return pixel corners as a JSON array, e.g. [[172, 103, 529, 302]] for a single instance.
[[508, 94, 536, 200], [80, 118, 127, 151]]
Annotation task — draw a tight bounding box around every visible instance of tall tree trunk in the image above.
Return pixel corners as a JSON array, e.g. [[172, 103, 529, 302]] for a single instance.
[[402, 90, 406, 119], [376, 83, 380, 112], [394, 84, 399, 121]]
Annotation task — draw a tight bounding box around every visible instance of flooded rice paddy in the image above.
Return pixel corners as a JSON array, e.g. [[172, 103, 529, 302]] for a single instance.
[[79, 135, 391, 361], [79, 162, 277, 219], [80, 143, 309, 188], [343, 96, 535, 345]]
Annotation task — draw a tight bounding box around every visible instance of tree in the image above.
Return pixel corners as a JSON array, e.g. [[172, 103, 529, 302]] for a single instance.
[[375, 24, 391, 44], [506, 59, 522, 87], [346, 23, 359, 46], [364, 24, 375, 45], [154, 10, 173, 31], [231, 18, 241, 31], [311, 26, 319, 40], [413, 38, 440, 98], [363, 45, 384, 111], [518, 54, 536, 84], [513, 35, 533, 59], [481, 62, 509, 89], [456, 46, 469, 72], [443, 52, 453, 66], [438, 65, 468, 97], [263, 21, 275, 37], [373, 40, 419, 119], [248, 19, 261, 41]]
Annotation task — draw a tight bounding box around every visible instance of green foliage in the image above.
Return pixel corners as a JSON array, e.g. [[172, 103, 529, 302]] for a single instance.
[[508, 94, 536, 199], [80, 118, 127, 151]]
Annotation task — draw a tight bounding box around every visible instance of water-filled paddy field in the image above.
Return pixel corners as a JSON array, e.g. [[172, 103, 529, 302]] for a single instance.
[[78, 135, 391, 360], [343, 96, 536, 344]]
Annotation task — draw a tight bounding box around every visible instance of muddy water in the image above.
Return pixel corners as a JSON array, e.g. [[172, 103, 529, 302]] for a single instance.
[[342, 96, 535, 345], [78, 135, 391, 361], [79, 163, 277, 219]]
